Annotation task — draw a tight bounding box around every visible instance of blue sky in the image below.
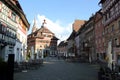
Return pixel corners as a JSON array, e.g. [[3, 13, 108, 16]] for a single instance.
[[19, 0, 101, 41]]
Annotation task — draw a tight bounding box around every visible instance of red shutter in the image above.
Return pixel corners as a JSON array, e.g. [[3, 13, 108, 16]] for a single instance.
[[16, 16, 19, 23], [19, 20, 23, 26], [8, 10, 12, 18], [0, 2, 2, 12]]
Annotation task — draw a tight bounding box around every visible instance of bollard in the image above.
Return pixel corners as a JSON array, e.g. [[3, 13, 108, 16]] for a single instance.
[[0, 61, 8, 80], [7, 54, 14, 80]]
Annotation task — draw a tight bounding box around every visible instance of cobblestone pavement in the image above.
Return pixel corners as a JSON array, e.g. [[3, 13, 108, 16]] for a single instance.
[[14, 57, 100, 80]]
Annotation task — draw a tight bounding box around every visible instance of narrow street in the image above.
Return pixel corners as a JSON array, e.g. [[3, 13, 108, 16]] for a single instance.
[[14, 57, 99, 80]]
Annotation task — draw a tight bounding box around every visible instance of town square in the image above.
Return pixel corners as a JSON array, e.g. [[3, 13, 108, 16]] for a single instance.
[[0, 0, 120, 80]]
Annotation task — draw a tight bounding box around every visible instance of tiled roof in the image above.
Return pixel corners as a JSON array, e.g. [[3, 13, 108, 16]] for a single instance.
[[28, 26, 54, 38], [99, 0, 106, 4], [10, 0, 23, 11], [28, 20, 58, 39], [51, 36, 59, 40], [38, 27, 53, 34], [67, 31, 76, 40]]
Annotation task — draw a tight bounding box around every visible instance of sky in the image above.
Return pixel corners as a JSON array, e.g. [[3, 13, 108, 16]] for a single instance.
[[19, 0, 101, 42]]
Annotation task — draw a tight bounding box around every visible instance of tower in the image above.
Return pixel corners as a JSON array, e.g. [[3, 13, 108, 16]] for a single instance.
[[32, 18, 38, 33]]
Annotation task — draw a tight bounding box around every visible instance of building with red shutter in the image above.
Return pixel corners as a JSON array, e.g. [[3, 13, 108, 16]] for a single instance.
[[27, 20, 58, 60], [0, 0, 29, 61]]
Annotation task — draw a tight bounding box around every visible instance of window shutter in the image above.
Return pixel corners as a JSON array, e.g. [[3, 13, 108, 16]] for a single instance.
[[16, 16, 19, 23], [8, 10, 12, 18], [0, 2, 2, 12]]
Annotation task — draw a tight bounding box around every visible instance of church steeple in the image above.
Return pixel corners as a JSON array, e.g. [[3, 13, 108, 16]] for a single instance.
[[32, 18, 38, 33]]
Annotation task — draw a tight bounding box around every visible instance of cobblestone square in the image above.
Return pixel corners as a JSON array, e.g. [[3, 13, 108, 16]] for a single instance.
[[14, 57, 99, 80]]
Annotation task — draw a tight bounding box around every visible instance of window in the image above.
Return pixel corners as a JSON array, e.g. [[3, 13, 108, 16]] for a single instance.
[[9, 29, 12, 37], [44, 45, 46, 48], [115, 38, 119, 46], [48, 35, 51, 38], [5, 35, 8, 42], [0, 34, 2, 39], [117, 55, 120, 65], [1, 26, 4, 33], [8, 10, 16, 22], [46, 40, 49, 43], [119, 1, 120, 10], [43, 34, 46, 37], [0, 24, 2, 33], [115, 3, 118, 13], [118, 21, 120, 30], [110, 8, 114, 16], [40, 45, 42, 47], [11, 12, 16, 22], [2, 35, 4, 40], [13, 33, 16, 39], [102, 30, 105, 35], [108, 11, 111, 18], [105, 14, 107, 21], [8, 29, 11, 37], [105, 28, 108, 34], [17, 33, 20, 40], [111, 25, 114, 32], [107, 13, 109, 20], [16, 16, 19, 23], [32, 34, 34, 37], [46, 44, 48, 47], [6, 28, 9, 36], [39, 40, 43, 43], [30, 40, 34, 43]]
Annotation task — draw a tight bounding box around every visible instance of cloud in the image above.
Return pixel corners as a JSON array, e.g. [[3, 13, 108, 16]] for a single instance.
[[34, 14, 73, 42]]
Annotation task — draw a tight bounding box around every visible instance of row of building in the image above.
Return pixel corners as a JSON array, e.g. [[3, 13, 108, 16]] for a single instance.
[[58, 0, 120, 64], [1, 0, 120, 64], [0, 0, 59, 62]]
